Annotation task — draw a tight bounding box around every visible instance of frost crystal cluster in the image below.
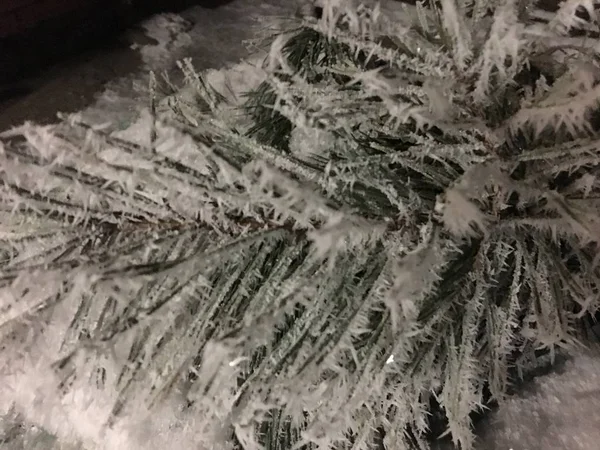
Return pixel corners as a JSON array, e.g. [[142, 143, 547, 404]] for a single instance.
[[2, 1, 600, 449]]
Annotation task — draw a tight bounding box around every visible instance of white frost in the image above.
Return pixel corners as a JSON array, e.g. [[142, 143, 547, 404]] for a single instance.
[[477, 348, 600, 450]]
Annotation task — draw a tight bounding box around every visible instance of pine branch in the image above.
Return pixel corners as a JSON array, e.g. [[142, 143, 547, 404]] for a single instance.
[[3, 1, 600, 450]]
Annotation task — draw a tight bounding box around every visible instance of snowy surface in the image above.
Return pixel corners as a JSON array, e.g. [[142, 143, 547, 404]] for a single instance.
[[79, 0, 296, 129], [427, 348, 600, 450], [475, 347, 600, 450]]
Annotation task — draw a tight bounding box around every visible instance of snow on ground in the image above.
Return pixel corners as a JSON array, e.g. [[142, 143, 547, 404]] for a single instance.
[[135, 13, 194, 69], [79, 0, 296, 129], [475, 347, 600, 450]]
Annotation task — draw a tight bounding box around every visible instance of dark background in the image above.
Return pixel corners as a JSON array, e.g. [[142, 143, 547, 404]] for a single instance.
[[0, 0, 235, 85]]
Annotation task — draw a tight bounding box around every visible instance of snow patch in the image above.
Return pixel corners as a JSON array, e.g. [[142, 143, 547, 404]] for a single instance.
[[477, 348, 600, 450], [204, 53, 267, 104], [136, 14, 194, 70]]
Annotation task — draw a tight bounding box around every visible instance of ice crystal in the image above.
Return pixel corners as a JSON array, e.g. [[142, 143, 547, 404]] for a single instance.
[[3, 1, 600, 449]]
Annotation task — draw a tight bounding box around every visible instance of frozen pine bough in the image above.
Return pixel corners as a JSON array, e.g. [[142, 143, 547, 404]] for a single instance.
[[3, 0, 600, 449]]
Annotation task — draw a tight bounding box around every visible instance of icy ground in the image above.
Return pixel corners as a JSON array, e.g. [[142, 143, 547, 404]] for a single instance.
[[2, 0, 600, 448], [474, 347, 600, 450], [77, 0, 296, 131]]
